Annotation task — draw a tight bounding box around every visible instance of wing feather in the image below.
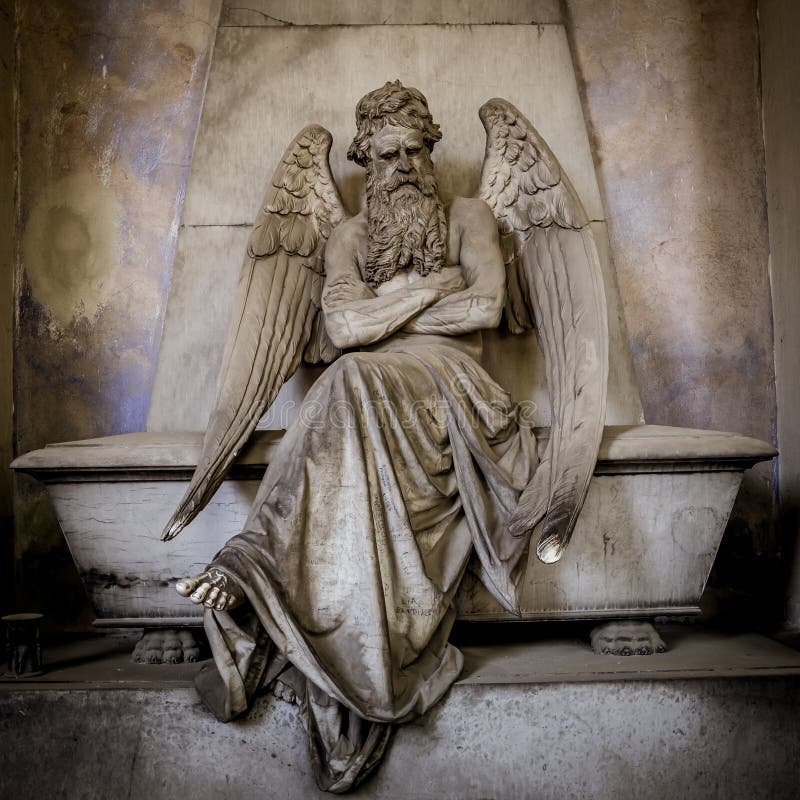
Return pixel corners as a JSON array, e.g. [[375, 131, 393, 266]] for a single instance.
[[479, 99, 608, 564], [162, 125, 346, 540]]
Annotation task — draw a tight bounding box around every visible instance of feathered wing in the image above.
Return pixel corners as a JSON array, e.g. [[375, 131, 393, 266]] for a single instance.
[[162, 125, 346, 540], [479, 98, 608, 564]]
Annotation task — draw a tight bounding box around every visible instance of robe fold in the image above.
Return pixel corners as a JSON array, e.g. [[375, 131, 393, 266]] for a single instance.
[[196, 337, 537, 791]]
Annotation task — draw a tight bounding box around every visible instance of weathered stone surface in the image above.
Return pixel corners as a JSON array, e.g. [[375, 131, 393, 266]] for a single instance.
[[220, 0, 563, 27], [15, 0, 221, 451], [13, 426, 776, 473], [12, 0, 221, 626], [46, 478, 261, 622], [566, 0, 773, 434], [760, 0, 800, 630], [461, 469, 744, 618], [564, 0, 777, 619], [1, 674, 798, 799]]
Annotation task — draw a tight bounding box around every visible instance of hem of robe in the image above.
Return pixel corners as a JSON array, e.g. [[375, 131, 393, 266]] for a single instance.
[[202, 543, 466, 725]]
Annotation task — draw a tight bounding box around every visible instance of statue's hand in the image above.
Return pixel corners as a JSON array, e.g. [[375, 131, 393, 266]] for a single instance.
[[323, 275, 376, 307], [413, 266, 466, 298]]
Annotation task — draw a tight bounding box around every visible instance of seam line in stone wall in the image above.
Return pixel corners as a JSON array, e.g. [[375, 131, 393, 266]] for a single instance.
[[181, 223, 252, 228], [218, 22, 564, 30]]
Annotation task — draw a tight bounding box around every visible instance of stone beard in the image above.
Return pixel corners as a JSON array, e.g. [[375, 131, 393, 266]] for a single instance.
[[363, 152, 448, 288]]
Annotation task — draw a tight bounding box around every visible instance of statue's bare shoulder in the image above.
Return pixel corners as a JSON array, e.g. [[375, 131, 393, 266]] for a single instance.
[[330, 211, 368, 247], [449, 196, 497, 233], [325, 212, 368, 280], [447, 197, 500, 265]]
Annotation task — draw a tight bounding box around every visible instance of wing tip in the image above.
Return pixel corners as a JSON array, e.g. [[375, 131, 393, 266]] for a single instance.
[[296, 123, 333, 149], [479, 98, 511, 130], [507, 505, 546, 539], [161, 510, 190, 542], [536, 532, 565, 564], [479, 97, 510, 115], [298, 122, 331, 137]]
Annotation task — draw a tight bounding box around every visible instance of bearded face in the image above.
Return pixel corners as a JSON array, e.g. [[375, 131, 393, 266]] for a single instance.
[[363, 124, 448, 288]]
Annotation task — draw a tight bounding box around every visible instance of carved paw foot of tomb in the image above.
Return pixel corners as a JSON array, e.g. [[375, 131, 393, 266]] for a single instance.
[[590, 621, 667, 656], [131, 629, 204, 664]]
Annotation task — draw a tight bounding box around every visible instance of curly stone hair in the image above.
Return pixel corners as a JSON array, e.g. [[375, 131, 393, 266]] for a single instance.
[[347, 80, 442, 168]]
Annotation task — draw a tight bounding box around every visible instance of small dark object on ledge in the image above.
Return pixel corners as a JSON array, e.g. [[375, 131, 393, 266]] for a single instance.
[[3, 613, 45, 677]]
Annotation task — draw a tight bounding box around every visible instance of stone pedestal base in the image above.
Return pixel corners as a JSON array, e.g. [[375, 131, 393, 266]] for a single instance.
[[2, 631, 800, 799]]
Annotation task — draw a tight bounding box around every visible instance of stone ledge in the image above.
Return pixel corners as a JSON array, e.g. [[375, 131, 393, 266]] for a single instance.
[[1, 674, 798, 799], [2, 630, 799, 798], [11, 425, 776, 478], [3, 628, 800, 691]]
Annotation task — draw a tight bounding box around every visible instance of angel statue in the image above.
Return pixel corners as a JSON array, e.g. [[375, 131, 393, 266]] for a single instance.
[[164, 81, 607, 792]]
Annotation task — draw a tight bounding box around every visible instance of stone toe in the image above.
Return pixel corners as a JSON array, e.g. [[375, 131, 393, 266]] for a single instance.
[[190, 582, 211, 604], [204, 587, 220, 608], [176, 577, 199, 597]]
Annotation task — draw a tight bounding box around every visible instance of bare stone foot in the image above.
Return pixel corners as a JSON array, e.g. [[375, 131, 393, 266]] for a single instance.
[[132, 629, 202, 664], [590, 621, 667, 656], [176, 566, 244, 611]]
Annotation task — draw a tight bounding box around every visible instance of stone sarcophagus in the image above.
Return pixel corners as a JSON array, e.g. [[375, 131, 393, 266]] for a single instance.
[[11, 425, 775, 627]]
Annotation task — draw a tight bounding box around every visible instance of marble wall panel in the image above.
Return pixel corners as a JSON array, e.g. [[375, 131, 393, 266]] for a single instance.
[[565, 0, 778, 619], [220, 0, 563, 26], [566, 0, 773, 440], [15, 0, 220, 452], [149, 22, 644, 430]]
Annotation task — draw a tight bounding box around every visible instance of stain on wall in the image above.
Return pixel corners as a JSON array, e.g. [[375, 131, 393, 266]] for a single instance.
[[15, 0, 221, 451], [13, 0, 221, 625], [565, 0, 778, 621]]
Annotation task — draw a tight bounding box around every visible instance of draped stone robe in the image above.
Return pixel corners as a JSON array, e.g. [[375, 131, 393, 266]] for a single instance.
[[196, 327, 537, 792]]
